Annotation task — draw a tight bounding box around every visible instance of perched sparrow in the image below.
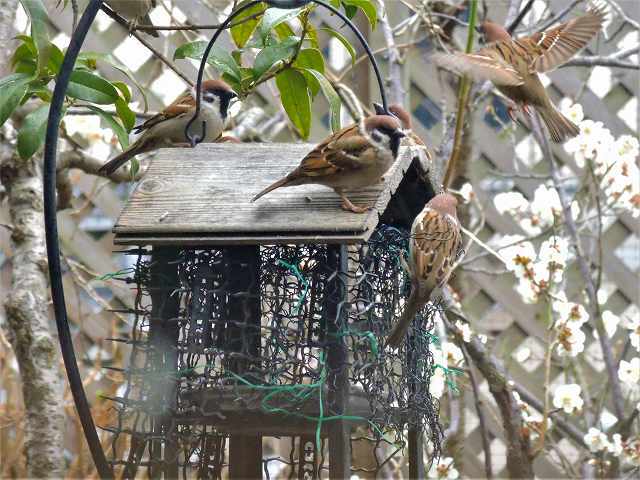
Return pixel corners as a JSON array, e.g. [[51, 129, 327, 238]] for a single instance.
[[99, 80, 237, 175], [251, 115, 405, 213], [387, 193, 461, 348], [106, 0, 159, 37], [434, 7, 605, 142]]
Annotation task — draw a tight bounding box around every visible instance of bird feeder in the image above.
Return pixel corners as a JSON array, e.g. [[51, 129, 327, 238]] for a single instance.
[[103, 143, 442, 478]]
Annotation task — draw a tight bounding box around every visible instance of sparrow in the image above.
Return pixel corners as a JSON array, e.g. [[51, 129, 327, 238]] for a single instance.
[[387, 193, 461, 348], [434, 7, 605, 142], [251, 115, 405, 213], [99, 79, 237, 175], [106, 0, 159, 37]]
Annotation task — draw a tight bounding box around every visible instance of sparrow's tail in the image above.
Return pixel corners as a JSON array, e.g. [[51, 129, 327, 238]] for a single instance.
[[251, 176, 292, 202], [386, 287, 430, 349], [98, 140, 146, 175], [536, 105, 580, 143], [141, 14, 159, 37]]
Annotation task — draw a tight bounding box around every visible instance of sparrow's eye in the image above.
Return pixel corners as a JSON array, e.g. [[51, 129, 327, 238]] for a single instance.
[[203, 92, 217, 103]]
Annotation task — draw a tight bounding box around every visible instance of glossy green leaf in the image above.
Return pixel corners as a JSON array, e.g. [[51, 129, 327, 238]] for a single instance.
[[84, 105, 129, 149], [27, 84, 51, 102], [342, 0, 377, 29], [19, 0, 51, 73], [47, 42, 64, 74], [230, 1, 265, 48], [303, 68, 341, 133], [174, 42, 242, 82], [320, 26, 356, 66], [115, 97, 135, 132], [77, 52, 149, 111], [67, 70, 119, 104], [252, 37, 298, 80], [294, 49, 324, 97], [0, 73, 32, 127], [129, 158, 140, 180], [259, 7, 304, 41], [17, 104, 49, 159], [275, 69, 310, 139], [112, 81, 131, 103]]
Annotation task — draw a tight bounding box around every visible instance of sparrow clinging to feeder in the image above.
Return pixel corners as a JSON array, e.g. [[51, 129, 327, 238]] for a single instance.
[[387, 193, 462, 348], [251, 115, 406, 213], [434, 6, 605, 142], [99, 79, 237, 175]]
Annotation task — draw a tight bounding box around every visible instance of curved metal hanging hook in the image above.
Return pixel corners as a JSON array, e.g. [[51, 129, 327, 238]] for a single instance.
[[43, 0, 114, 477], [185, 0, 390, 145]]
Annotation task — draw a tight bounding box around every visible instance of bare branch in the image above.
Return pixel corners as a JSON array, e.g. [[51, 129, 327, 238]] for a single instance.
[[57, 150, 144, 183], [377, 0, 406, 106]]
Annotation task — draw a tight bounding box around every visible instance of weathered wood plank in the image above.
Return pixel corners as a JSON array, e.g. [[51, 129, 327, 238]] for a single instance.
[[114, 143, 418, 245]]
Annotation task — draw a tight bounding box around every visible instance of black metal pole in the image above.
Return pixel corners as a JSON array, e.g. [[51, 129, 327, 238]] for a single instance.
[[186, 0, 390, 145], [43, 0, 113, 477]]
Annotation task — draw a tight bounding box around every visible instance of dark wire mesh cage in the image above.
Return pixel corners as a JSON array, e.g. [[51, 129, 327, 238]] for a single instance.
[[105, 225, 442, 478]]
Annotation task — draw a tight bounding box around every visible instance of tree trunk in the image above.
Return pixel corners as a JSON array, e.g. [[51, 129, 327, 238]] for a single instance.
[[1, 1, 67, 467]]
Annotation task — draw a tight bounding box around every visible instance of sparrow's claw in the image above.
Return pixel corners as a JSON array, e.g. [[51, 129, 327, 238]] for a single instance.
[[340, 195, 371, 214], [522, 104, 533, 116], [507, 105, 519, 123]]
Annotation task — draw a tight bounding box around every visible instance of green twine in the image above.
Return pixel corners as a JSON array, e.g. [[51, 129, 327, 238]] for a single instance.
[[95, 267, 134, 281], [277, 259, 309, 315], [434, 364, 464, 393]]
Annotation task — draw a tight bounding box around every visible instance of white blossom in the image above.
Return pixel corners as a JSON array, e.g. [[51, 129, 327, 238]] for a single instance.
[[459, 182, 474, 203], [556, 322, 586, 357], [552, 384, 584, 414], [494, 191, 528, 216], [615, 134, 639, 160], [442, 342, 464, 367], [538, 237, 569, 281], [555, 301, 589, 327], [516, 278, 539, 304], [428, 457, 459, 479], [609, 433, 624, 457], [601, 310, 620, 338], [531, 184, 561, 225], [455, 321, 472, 343], [626, 317, 640, 351], [429, 368, 446, 399], [501, 241, 536, 278], [561, 102, 584, 125], [618, 357, 640, 387], [584, 427, 610, 453]]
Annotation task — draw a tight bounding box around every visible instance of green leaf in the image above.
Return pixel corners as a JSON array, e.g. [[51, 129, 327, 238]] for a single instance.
[[230, 0, 265, 48], [330, 0, 340, 7], [67, 70, 119, 104], [259, 7, 304, 41], [342, 0, 377, 28], [252, 37, 298, 80], [17, 104, 49, 159], [19, 0, 51, 73], [320, 26, 356, 66], [77, 52, 149, 112], [303, 68, 341, 133], [0, 73, 32, 127], [115, 97, 135, 132], [275, 69, 310, 139], [47, 42, 64, 74], [129, 158, 140, 180], [174, 42, 242, 82], [84, 105, 129, 149], [27, 84, 51, 102], [294, 49, 324, 97], [112, 81, 131, 103]]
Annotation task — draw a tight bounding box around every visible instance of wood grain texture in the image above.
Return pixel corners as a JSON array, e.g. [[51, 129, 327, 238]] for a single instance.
[[114, 143, 417, 245]]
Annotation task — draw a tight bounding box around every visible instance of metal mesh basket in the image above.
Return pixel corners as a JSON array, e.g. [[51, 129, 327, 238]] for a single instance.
[[105, 225, 442, 478]]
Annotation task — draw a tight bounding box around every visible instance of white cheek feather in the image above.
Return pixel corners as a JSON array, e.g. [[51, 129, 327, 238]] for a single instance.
[[445, 213, 458, 225]]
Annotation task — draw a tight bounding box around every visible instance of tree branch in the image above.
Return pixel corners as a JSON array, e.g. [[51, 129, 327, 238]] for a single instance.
[[377, 0, 405, 106], [57, 149, 144, 183], [529, 112, 625, 423]]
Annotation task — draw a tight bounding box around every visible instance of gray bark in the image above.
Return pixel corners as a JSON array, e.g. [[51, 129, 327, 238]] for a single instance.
[[1, 2, 66, 473]]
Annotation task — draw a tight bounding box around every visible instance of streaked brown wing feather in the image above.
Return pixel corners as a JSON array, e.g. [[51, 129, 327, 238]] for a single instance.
[[133, 91, 194, 133], [434, 51, 524, 86], [293, 124, 372, 178], [525, 7, 605, 72]]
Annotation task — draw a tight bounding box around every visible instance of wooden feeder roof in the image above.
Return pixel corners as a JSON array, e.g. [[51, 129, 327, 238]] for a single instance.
[[113, 143, 430, 246]]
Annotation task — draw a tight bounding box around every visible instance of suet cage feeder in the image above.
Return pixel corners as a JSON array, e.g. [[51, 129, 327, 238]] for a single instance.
[[103, 144, 442, 478]]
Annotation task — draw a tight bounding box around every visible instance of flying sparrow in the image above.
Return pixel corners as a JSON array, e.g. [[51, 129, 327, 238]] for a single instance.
[[105, 0, 159, 37], [434, 6, 605, 142], [387, 193, 461, 348], [251, 115, 405, 213], [99, 79, 237, 175]]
